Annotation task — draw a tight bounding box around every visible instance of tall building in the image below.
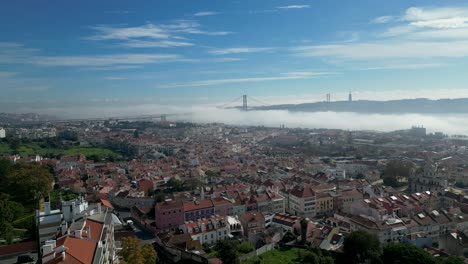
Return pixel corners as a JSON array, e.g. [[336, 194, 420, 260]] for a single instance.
[[348, 92, 352, 102], [0, 128, 5, 138]]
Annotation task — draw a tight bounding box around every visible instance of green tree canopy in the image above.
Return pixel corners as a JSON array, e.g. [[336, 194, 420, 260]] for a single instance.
[[437, 256, 465, 264], [214, 240, 240, 264], [382, 243, 435, 264], [9, 162, 53, 203], [238, 241, 255, 254], [300, 250, 334, 264], [142, 244, 158, 264], [0, 193, 24, 243], [120, 237, 157, 264], [384, 160, 414, 178], [343, 230, 381, 264]]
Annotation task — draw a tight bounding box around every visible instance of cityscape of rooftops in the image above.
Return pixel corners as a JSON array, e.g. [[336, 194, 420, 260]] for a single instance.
[[2, 1, 468, 264]]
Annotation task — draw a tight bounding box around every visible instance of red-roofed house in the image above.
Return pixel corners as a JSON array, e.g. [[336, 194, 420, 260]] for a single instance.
[[212, 197, 233, 216], [184, 200, 215, 222], [287, 185, 316, 218], [137, 178, 154, 194]]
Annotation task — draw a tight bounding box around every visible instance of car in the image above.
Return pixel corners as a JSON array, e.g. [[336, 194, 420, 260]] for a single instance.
[[17, 255, 35, 263]]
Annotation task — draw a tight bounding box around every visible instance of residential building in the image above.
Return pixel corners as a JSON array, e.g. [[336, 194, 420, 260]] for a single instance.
[[287, 185, 316, 218], [155, 200, 184, 232], [62, 196, 89, 223], [271, 213, 300, 233], [315, 192, 334, 216], [212, 197, 233, 216], [179, 215, 229, 245], [409, 164, 448, 193], [239, 212, 265, 245], [226, 216, 243, 236], [183, 199, 215, 222], [41, 208, 117, 264], [0, 128, 5, 138], [36, 201, 63, 243]]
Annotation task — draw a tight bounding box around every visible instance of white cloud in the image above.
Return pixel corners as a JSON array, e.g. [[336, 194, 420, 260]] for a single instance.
[[277, 5, 310, 9], [410, 27, 468, 39], [32, 54, 184, 66], [0, 71, 17, 79], [194, 11, 219, 16], [158, 72, 331, 88], [212, 57, 246, 62], [403, 7, 468, 22], [379, 25, 416, 37], [209, 47, 273, 55], [359, 63, 447, 70], [410, 17, 468, 29], [88, 21, 231, 47], [121, 40, 194, 48], [292, 41, 468, 60], [89, 24, 170, 40], [85, 65, 144, 71], [281, 71, 336, 77], [371, 15, 394, 24], [104, 76, 128, 80]]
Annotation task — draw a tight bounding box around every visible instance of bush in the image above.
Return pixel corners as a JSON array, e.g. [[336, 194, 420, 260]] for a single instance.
[[238, 242, 255, 254]]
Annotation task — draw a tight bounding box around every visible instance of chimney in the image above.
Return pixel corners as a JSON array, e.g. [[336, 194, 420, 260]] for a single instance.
[[44, 202, 51, 214], [97, 203, 102, 214]]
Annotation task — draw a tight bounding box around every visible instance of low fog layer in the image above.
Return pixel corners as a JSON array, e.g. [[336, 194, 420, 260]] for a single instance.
[[11, 103, 468, 135]]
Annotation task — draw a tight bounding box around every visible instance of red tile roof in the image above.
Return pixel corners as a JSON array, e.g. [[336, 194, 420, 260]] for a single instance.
[[0, 241, 36, 257], [63, 236, 96, 264], [84, 219, 103, 241], [100, 199, 114, 209], [183, 199, 214, 212]]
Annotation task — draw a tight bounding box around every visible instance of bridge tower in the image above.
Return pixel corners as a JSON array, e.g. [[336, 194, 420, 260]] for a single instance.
[[242, 94, 248, 110]]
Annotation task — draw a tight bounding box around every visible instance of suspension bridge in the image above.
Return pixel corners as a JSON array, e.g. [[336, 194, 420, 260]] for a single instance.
[[217, 94, 271, 110], [22, 95, 271, 124]]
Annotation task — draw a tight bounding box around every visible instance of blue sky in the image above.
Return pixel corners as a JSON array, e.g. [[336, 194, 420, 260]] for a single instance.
[[2, 0, 468, 110]]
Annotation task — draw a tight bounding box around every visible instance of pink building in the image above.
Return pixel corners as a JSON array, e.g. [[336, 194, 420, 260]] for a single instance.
[[155, 200, 184, 232]]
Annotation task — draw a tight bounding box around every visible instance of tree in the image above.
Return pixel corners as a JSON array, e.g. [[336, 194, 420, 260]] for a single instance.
[[8, 162, 53, 203], [237, 241, 255, 254], [165, 178, 185, 192], [384, 160, 414, 178], [214, 240, 239, 264], [300, 218, 309, 244], [437, 256, 465, 264], [120, 237, 157, 264], [0, 159, 13, 193], [383, 175, 402, 188], [9, 138, 20, 154], [0, 193, 24, 243], [382, 243, 435, 264], [300, 250, 335, 264], [142, 244, 157, 264], [120, 237, 143, 264], [281, 230, 296, 243], [343, 230, 381, 264]]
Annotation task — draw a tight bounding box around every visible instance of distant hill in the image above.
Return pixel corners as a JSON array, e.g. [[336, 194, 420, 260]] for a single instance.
[[250, 98, 468, 114]]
